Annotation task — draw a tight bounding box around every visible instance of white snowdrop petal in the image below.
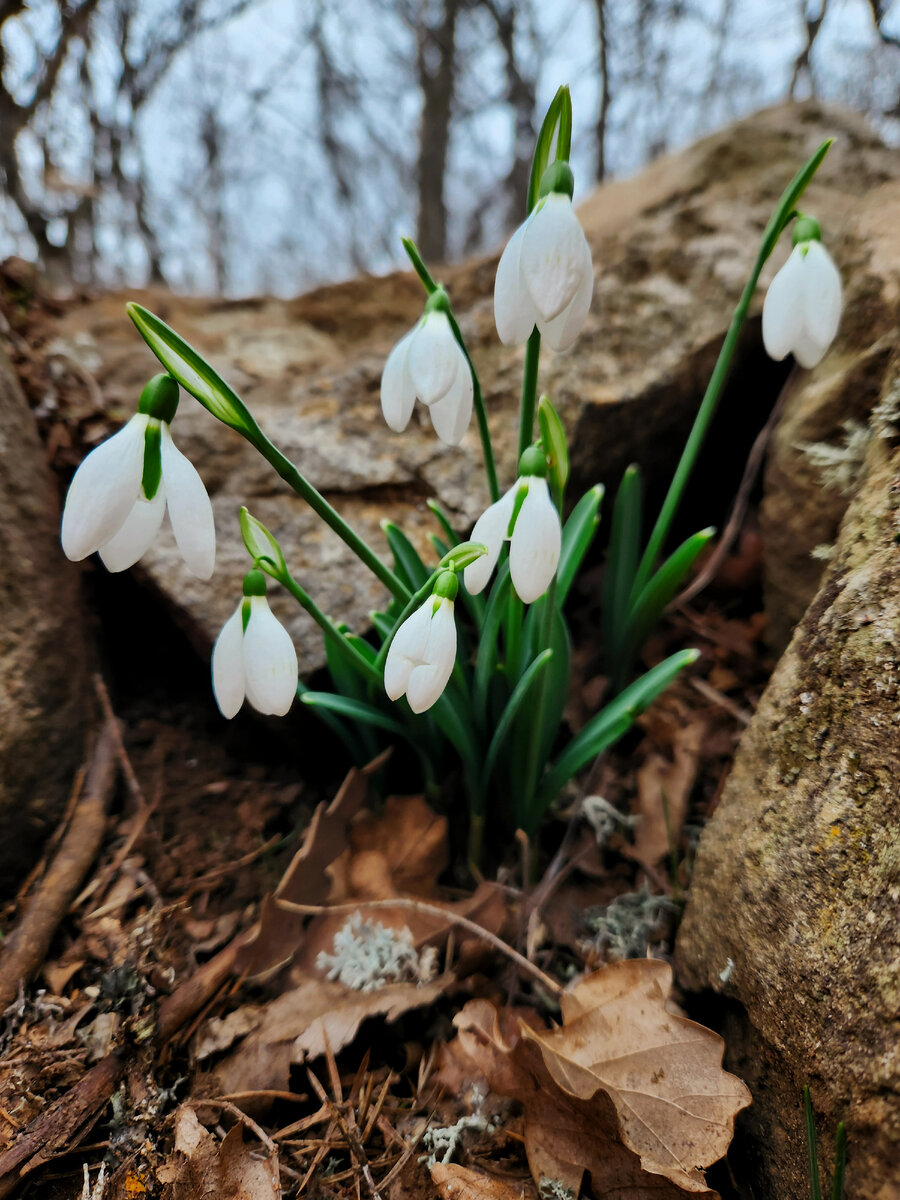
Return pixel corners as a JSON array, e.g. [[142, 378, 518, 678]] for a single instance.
[[160, 425, 216, 579], [98, 487, 167, 573], [762, 248, 806, 362], [428, 362, 473, 446], [802, 240, 842, 348], [426, 597, 457, 680], [522, 194, 590, 323], [494, 221, 537, 345], [509, 477, 562, 604], [463, 485, 518, 595], [211, 604, 246, 719], [538, 233, 593, 352], [384, 601, 433, 700], [406, 601, 455, 713], [792, 329, 829, 370], [380, 330, 417, 432], [61, 414, 148, 561], [407, 313, 461, 405], [242, 597, 299, 716]]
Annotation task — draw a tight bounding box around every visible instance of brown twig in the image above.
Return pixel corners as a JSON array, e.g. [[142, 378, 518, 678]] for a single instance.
[[274, 897, 563, 998], [92, 674, 146, 810], [190, 1099, 281, 1196], [0, 721, 118, 1013], [0, 1052, 122, 1199]]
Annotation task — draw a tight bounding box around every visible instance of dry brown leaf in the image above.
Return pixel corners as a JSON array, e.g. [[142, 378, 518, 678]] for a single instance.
[[450, 962, 749, 1197], [349, 793, 448, 897], [525, 960, 751, 1193], [234, 755, 385, 978], [292, 976, 451, 1063], [159, 1106, 280, 1199], [453, 998, 699, 1199], [633, 720, 706, 870], [212, 975, 453, 1097], [430, 1163, 535, 1200]]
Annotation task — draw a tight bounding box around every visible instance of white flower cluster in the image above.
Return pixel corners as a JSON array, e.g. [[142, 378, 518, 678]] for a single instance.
[[60, 169, 842, 728]]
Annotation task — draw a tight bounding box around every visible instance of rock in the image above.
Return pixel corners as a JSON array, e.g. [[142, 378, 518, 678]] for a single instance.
[[0, 340, 87, 886], [760, 179, 900, 649], [49, 102, 900, 672], [676, 362, 900, 1199]]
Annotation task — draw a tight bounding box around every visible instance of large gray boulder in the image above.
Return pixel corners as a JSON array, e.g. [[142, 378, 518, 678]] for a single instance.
[[0, 339, 87, 885], [677, 360, 900, 1199]]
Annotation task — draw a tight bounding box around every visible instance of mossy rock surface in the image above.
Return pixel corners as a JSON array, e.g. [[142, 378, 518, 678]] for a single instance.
[[677, 362, 900, 1199]]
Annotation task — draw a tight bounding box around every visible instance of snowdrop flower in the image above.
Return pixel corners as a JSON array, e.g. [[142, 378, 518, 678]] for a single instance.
[[212, 570, 299, 718], [61, 374, 215, 578], [384, 572, 458, 714], [494, 162, 593, 353], [762, 217, 841, 369], [464, 448, 561, 604], [380, 290, 473, 446]]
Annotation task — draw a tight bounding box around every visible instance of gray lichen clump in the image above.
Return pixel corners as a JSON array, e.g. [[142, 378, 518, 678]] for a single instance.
[[316, 914, 438, 992]]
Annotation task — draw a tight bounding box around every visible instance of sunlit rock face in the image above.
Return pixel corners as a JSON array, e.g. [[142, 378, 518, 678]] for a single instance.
[[51, 101, 898, 672]]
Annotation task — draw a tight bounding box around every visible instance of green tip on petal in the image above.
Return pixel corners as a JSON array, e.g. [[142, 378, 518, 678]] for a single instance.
[[433, 569, 458, 601], [518, 445, 548, 478], [424, 287, 452, 316], [138, 373, 180, 423], [538, 160, 575, 200], [242, 569, 267, 597], [792, 214, 822, 246]]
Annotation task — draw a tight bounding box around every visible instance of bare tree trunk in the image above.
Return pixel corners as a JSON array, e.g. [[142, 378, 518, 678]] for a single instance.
[[594, 0, 611, 181], [415, 0, 460, 263], [481, 0, 536, 228], [201, 109, 229, 294], [789, 0, 829, 98]]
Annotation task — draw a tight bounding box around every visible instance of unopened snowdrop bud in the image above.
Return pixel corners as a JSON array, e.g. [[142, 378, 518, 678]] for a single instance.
[[380, 289, 473, 446], [61, 374, 216, 578], [384, 571, 458, 714], [494, 162, 593, 353], [762, 216, 841, 369], [212, 570, 299, 719], [463, 448, 562, 604]]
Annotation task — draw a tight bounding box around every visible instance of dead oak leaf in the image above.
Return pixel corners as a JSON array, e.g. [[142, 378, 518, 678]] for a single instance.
[[524, 960, 750, 1193], [159, 1106, 280, 1199], [632, 720, 706, 870], [431, 1163, 535, 1200], [349, 793, 448, 897], [454, 999, 696, 1199]]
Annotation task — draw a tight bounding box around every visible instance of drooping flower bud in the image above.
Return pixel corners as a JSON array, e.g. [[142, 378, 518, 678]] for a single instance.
[[384, 575, 458, 714], [61, 374, 216, 578], [464, 449, 562, 603], [762, 216, 841, 369], [212, 571, 299, 718], [380, 289, 473, 445], [494, 163, 593, 353]]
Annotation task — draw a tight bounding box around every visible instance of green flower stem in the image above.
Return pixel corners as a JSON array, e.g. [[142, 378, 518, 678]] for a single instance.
[[401, 237, 438, 295], [263, 563, 383, 688], [243, 425, 409, 603], [632, 138, 833, 599], [504, 592, 524, 679], [402, 238, 499, 503], [518, 328, 541, 460], [522, 579, 557, 828], [447, 310, 499, 502]]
